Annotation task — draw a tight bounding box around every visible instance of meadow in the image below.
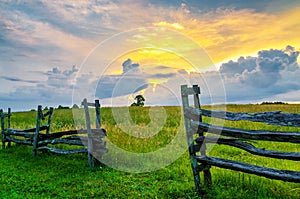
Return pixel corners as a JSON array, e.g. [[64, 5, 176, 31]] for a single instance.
[[0, 104, 299, 198]]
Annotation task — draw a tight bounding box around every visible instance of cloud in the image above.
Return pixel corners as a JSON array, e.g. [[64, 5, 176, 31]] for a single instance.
[[96, 59, 148, 99], [122, 58, 140, 74], [88, 60, 182, 101], [96, 76, 148, 99], [219, 56, 256, 77], [0, 65, 79, 110], [47, 65, 78, 77], [1, 0, 299, 69], [216, 46, 300, 102], [178, 69, 188, 74], [45, 65, 78, 88], [1, 1, 118, 38], [150, 73, 176, 79], [2, 45, 299, 111], [143, 65, 178, 79], [0, 76, 40, 84], [0, 1, 96, 71], [94, 59, 182, 100]]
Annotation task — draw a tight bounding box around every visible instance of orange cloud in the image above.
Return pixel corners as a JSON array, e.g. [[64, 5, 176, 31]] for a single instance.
[[172, 7, 300, 64]]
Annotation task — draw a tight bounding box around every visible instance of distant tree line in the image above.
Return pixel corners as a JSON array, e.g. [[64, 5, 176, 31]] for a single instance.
[[260, 101, 288, 105], [56, 105, 70, 110]]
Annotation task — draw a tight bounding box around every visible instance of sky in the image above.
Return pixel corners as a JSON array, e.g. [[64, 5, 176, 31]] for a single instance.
[[0, 0, 300, 111]]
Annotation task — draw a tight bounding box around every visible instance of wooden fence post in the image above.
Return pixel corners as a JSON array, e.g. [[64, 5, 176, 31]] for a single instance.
[[7, 108, 11, 128], [46, 107, 54, 134], [193, 85, 212, 190], [7, 108, 11, 148], [0, 109, 5, 149], [95, 99, 103, 166], [83, 98, 94, 167], [32, 105, 42, 157], [95, 100, 101, 129], [181, 85, 202, 195]]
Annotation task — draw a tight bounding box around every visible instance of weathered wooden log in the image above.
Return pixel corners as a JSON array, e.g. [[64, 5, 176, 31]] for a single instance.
[[191, 121, 300, 143], [0, 109, 12, 119], [191, 85, 212, 189], [37, 146, 87, 154], [38, 128, 106, 140], [1, 108, 13, 148], [4, 134, 105, 148], [1, 109, 5, 149], [95, 99, 101, 129], [80, 138, 106, 153], [43, 110, 52, 117], [196, 156, 300, 182], [5, 137, 32, 145], [46, 107, 53, 134], [37, 138, 84, 146], [32, 105, 42, 157], [181, 85, 201, 96], [40, 132, 105, 142], [7, 108, 11, 147], [196, 136, 300, 160], [83, 98, 94, 167], [5, 129, 34, 138], [184, 107, 300, 127], [38, 129, 78, 139], [81, 101, 96, 107], [61, 135, 82, 140], [181, 85, 202, 195]]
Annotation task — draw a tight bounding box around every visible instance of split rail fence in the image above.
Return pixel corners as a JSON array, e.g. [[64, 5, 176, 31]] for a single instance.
[[0, 99, 107, 167], [181, 84, 300, 195]]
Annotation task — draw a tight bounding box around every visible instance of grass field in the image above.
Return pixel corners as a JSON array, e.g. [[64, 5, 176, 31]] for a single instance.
[[0, 104, 299, 198]]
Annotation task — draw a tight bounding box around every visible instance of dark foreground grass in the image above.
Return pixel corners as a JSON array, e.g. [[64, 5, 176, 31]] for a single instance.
[[0, 104, 299, 198]]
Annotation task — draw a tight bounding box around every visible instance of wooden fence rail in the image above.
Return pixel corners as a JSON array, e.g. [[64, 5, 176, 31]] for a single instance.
[[181, 84, 300, 196], [0, 99, 107, 167], [185, 106, 300, 127]]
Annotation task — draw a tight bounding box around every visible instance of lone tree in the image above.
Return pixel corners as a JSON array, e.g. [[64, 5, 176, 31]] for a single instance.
[[131, 95, 145, 107]]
